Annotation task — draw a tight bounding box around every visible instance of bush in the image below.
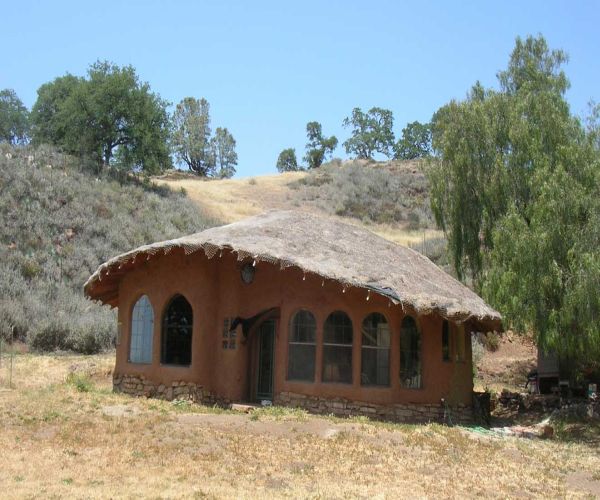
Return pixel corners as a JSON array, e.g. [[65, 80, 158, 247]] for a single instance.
[[289, 160, 434, 228], [483, 332, 501, 352], [0, 145, 217, 353]]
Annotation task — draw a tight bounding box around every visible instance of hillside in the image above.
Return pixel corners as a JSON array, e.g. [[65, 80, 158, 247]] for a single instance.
[[0, 144, 216, 352], [154, 159, 445, 250]]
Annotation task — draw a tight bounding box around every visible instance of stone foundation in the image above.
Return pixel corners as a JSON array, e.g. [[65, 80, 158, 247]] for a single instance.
[[113, 373, 230, 407], [274, 391, 473, 425]]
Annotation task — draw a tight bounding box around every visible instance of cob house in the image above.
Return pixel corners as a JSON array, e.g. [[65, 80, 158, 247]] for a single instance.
[[84, 210, 502, 423]]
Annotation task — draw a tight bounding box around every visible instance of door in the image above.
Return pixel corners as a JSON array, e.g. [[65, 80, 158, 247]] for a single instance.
[[256, 319, 275, 401]]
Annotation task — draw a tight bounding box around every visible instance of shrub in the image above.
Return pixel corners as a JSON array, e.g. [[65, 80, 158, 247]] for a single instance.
[[289, 160, 434, 228], [0, 145, 218, 353], [483, 332, 501, 352], [66, 372, 93, 392]]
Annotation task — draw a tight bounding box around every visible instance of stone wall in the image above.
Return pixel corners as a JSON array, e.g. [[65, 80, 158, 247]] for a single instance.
[[274, 391, 473, 425], [112, 373, 230, 407]]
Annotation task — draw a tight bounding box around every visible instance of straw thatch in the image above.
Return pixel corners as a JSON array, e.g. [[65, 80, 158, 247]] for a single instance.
[[84, 210, 501, 331]]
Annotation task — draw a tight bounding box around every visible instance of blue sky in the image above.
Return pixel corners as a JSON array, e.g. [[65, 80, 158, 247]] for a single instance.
[[1, 0, 598, 176]]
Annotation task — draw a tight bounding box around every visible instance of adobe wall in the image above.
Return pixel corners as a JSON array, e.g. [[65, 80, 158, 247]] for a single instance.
[[115, 248, 474, 419]]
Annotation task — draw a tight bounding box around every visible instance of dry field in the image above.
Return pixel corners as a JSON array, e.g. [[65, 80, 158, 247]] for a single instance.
[[1, 354, 600, 498], [152, 170, 443, 247]]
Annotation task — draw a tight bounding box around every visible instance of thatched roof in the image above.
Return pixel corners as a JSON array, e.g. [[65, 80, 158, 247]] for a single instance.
[[84, 210, 501, 331]]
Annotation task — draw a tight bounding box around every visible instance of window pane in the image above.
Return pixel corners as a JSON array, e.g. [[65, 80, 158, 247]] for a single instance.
[[361, 347, 390, 386], [456, 324, 466, 361], [287, 344, 316, 381], [324, 311, 353, 345], [130, 295, 154, 364], [162, 295, 193, 365], [361, 313, 390, 347], [442, 320, 450, 361], [400, 316, 421, 389], [322, 345, 352, 383], [290, 310, 316, 343]]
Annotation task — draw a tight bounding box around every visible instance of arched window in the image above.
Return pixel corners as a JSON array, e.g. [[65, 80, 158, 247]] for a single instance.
[[400, 316, 421, 389], [129, 295, 154, 364], [322, 311, 353, 384], [287, 310, 316, 381], [361, 313, 390, 386], [161, 295, 193, 366]]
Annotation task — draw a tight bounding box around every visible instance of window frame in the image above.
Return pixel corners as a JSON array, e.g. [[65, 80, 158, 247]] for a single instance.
[[360, 312, 391, 387], [287, 309, 317, 382], [160, 293, 194, 367], [128, 294, 154, 365], [399, 314, 423, 390], [442, 319, 452, 363], [322, 310, 354, 385]]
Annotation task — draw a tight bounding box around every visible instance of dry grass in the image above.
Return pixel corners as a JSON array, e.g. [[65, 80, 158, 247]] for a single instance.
[[152, 169, 445, 249], [1, 354, 600, 498]]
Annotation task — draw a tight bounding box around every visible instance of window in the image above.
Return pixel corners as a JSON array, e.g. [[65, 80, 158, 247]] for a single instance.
[[455, 324, 466, 362], [361, 313, 390, 386], [287, 310, 316, 381], [129, 295, 154, 363], [222, 317, 237, 350], [400, 316, 421, 389], [161, 295, 193, 366], [442, 320, 451, 362], [322, 311, 353, 384]]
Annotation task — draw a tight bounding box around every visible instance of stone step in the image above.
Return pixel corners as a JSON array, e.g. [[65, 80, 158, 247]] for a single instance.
[[231, 403, 261, 413]]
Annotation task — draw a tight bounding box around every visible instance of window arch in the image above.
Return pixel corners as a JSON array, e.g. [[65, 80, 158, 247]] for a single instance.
[[322, 311, 353, 384], [129, 295, 154, 364], [400, 315, 421, 389], [161, 294, 193, 366], [287, 310, 316, 381], [361, 313, 390, 386]]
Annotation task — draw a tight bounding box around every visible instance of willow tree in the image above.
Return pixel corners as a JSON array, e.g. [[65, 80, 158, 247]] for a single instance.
[[429, 34, 600, 362]]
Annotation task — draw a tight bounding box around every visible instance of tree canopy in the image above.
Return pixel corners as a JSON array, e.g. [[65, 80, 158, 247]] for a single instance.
[[276, 148, 300, 172], [342, 107, 394, 159], [429, 34, 600, 362], [303, 121, 338, 169], [30, 62, 171, 173], [394, 121, 431, 160], [211, 127, 237, 178], [0, 89, 30, 145]]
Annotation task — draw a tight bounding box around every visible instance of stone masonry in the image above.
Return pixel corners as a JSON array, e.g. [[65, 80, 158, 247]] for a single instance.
[[274, 391, 473, 425], [113, 373, 230, 407], [113, 375, 472, 424]]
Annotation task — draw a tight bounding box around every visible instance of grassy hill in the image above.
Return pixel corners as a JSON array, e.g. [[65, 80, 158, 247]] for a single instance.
[[154, 159, 447, 261], [0, 144, 216, 352]]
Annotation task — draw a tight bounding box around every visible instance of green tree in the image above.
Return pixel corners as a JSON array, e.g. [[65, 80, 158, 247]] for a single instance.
[[172, 97, 215, 176], [276, 148, 300, 172], [30, 62, 171, 173], [211, 127, 238, 178], [303, 121, 338, 169], [394, 121, 431, 160], [0, 89, 30, 144], [30, 74, 82, 147], [429, 34, 600, 361], [342, 107, 394, 159]]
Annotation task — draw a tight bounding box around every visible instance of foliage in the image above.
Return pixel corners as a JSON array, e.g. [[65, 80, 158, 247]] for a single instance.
[[0, 89, 30, 144], [172, 97, 214, 176], [0, 144, 216, 353], [290, 160, 434, 228], [429, 34, 600, 361], [342, 107, 395, 159], [394, 121, 431, 160], [211, 127, 238, 178], [303, 121, 338, 169], [276, 148, 301, 172], [30, 62, 171, 174]]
